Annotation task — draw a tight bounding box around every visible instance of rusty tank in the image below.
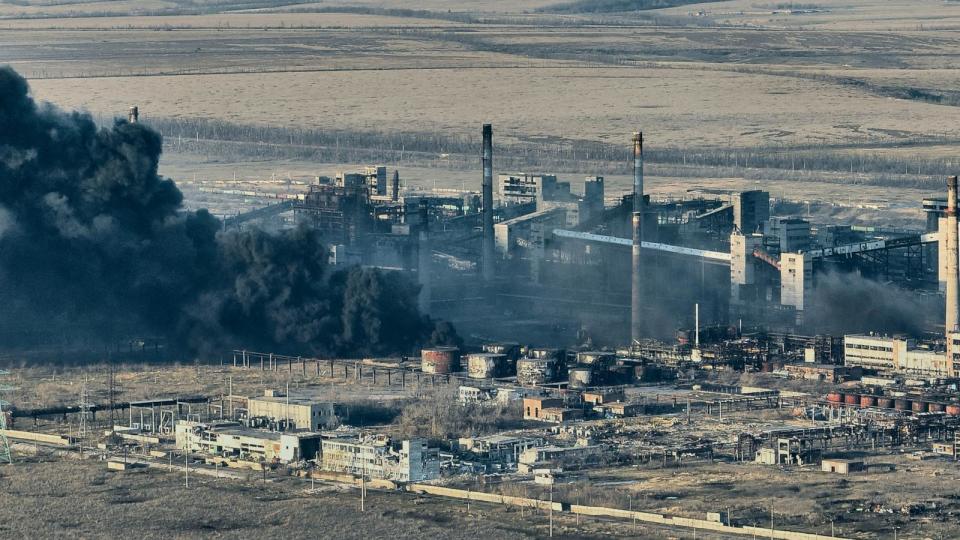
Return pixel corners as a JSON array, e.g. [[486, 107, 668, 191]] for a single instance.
[[860, 395, 877, 408], [876, 398, 894, 409], [421, 347, 460, 374]]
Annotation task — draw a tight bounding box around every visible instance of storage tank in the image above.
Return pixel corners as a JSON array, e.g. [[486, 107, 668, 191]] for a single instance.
[[568, 367, 594, 389], [860, 395, 877, 408], [421, 347, 459, 374], [945, 404, 960, 416], [844, 394, 860, 405], [912, 401, 929, 413], [576, 351, 615, 367], [877, 397, 894, 409], [928, 402, 946, 413], [826, 392, 843, 404], [466, 353, 508, 379], [894, 399, 912, 411], [517, 358, 556, 385]]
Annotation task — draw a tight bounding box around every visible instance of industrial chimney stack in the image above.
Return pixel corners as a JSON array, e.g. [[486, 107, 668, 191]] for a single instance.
[[418, 199, 431, 314], [630, 132, 644, 344], [128, 106, 139, 124], [481, 124, 495, 282], [946, 175, 959, 334], [392, 170, 400, 202]]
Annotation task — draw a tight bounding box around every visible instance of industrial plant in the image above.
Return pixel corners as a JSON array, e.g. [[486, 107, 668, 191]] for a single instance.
[[4, 2, 960, 537]]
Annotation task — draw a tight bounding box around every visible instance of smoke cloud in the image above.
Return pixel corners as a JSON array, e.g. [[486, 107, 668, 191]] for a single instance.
[[0, 66, 457, 357], [806, 270, 933, 335]]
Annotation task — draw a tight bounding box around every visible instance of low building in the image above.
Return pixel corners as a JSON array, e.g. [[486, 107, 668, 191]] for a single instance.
[[784, 363, 862, 383], [518, 444, 602, 471], [247, 391, 337, 432], [321, 435, 440, 482], [175, 420, 323, 463], [539, 407, 583, 423], [523, 397, 564, 420], [821, 458, 865, 474], [932, 442, 958, 459], [583, 389, 625, 406], [457, 434, 545, 466], [595, 401, 644, 418]]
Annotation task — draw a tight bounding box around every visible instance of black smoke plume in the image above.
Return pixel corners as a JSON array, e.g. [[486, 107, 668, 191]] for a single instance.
[[0, 66, 458, 357]]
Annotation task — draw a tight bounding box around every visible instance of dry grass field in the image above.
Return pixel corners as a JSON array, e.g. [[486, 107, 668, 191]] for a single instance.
[[0, 0, 955, 217]]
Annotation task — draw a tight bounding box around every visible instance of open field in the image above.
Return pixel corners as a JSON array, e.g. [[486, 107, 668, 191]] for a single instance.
[[2, 0, 957, 204]]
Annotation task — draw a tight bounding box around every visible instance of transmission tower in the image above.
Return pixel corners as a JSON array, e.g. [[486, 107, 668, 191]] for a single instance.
[[77, 375, 92, 439], [0, 369, 14, 464]]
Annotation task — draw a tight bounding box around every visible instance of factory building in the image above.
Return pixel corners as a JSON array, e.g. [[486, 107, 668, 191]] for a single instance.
[[494, 208, 567, 258], [499, 173, 560, 205], [843, 334, 948, 377], [733, 190, 770, 234], [764, 217, 812, 253], [457, 434, 545, 467], [247, 391, 337, 432], [175, 421, 324, 463], [320, 436, 440, 482]]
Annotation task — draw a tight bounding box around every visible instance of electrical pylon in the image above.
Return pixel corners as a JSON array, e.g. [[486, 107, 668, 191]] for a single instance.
[[0, 369, 14, 464]]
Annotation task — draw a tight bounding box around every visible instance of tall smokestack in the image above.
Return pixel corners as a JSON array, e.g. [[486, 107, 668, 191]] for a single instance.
[[630, 132, 644, 344], [946, 175, 959, 334], [392, 170, 400, 202], [128, 106, 138, 124], [418, 199, 431, 314], [481, 124, 494, 282]]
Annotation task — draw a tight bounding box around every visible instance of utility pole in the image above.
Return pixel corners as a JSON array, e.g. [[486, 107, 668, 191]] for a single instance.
[[184, 452, 189, 488], [549, 484, 554, 538]]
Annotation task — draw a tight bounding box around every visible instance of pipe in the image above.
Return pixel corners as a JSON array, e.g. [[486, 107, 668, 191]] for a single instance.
[[481, 124, 494, 282], [630, 132, 644, 344], [695, 303, 700, 348], [392, 170, 400, 202], [418, 199, 431, 313], [946, 175, 959, 334]]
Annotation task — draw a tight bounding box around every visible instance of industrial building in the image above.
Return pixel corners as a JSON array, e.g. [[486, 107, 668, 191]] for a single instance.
[[175, 420, 324, 463], [320, 435, 440, 482], [843, 335, 949, 377], [246, 391, 337, 431], [456, 434, 545, 468]]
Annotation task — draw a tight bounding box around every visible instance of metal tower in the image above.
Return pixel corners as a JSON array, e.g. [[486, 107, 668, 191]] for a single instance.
[[0, 370, 14, 464], [77, 375, 91, 439]]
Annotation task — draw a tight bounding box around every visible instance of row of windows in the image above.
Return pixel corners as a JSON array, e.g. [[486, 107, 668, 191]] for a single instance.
[[846, 344, 893, 352]]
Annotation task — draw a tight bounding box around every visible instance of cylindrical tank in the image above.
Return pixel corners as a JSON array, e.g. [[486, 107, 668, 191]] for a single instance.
[[877, 398, 894, 409], [946, 404, 960, 416], [517, 358, 556, 386], [928, 402, 946, 413], [466, 353, 508, 379], [912, 401, 929, 413], [568, 367, 594, 389], [894, 399, 912, 411], [826, 392, 843, 404], [577, 351, 615, 367], [844, 394, 860, 405], [421, 347, 459, 374], [860, 395, 876, 408]]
